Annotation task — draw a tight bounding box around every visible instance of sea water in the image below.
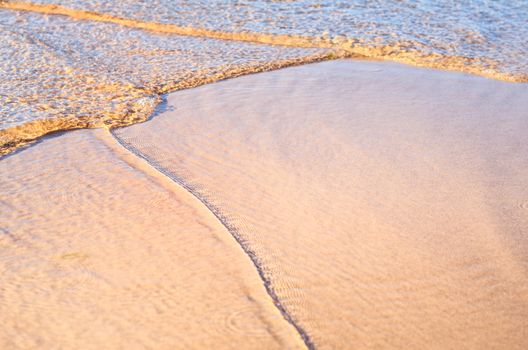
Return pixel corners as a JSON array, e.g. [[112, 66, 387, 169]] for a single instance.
[[1, 0, 527, 155]]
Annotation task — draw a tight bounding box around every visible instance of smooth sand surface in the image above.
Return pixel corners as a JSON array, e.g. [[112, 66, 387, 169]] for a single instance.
[[0, 129, 304, 349], [113, 60, 528, 349], [2, 60, 528, 349]]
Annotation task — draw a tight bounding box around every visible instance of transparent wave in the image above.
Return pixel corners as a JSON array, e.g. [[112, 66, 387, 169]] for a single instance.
[[1, 1, 527, 156]]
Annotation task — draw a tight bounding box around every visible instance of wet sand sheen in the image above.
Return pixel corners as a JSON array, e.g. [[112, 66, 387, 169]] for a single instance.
[[1, 60, 528, 349], [0, 129, 304, 349], [114, 60, 528, 349]]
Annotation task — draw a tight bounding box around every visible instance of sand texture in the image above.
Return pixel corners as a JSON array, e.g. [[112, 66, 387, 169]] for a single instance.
[[0, 129, 304, 349], [1, 60, 528, 349], [114, 60, 528, 349]]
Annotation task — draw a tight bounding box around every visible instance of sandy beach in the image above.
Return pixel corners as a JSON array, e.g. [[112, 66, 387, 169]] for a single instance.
[[2, 59, 528, 349]]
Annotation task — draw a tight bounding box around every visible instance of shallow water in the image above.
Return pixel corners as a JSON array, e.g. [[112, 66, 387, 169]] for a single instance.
[[1, 0, 527, 154], [0, 6, 325, 154], [115, 60, 528, 349], [22, 0, 528, 76]]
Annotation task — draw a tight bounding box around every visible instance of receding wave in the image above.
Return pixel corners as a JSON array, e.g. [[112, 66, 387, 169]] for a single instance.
[[1, 1, 527, 156], [0, 53, 337, 156]]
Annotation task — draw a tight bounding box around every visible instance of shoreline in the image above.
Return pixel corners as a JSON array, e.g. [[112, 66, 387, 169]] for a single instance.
[[2, 52, 526, 159], [0, 51, 338, 158]]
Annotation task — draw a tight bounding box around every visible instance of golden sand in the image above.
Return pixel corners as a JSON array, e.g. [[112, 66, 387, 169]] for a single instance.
[[2, 60, 528, 348], [0, 129, 304, 349], [114, 60, 528, 349]]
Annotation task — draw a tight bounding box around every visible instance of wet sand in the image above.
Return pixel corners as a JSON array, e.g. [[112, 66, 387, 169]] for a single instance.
[[2, 60, 528, 349], [0, 129, 303, 349]]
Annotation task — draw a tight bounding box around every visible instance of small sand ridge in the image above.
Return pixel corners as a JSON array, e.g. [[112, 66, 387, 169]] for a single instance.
[[110, 129, 315, 350], [0, 128, 306, 349], [2, 58, 528, 349], [113, 60, 528, 349]]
